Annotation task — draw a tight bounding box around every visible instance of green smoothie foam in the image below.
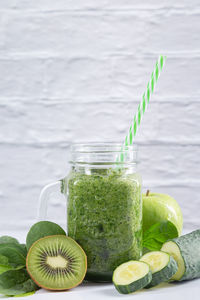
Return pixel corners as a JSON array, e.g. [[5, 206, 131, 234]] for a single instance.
[[67, 168, 142, 282]]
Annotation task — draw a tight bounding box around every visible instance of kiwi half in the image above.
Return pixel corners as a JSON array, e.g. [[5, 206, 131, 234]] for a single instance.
[[26, 235, 87, 290]]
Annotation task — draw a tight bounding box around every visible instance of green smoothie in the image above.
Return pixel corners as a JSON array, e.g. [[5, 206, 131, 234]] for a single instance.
[[66, 168, 142, 282]]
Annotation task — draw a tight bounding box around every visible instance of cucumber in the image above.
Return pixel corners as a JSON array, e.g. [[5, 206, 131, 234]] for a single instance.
[[161, 229, 200, 281], [112, 261, 152, 294], [140, 251, 178, 287]]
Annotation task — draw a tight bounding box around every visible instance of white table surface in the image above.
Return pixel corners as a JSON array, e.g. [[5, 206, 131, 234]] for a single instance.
[[1, 279, 199, 300]]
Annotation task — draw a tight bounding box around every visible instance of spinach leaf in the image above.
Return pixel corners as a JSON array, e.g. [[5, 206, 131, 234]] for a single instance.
[[14, 291, 37, 297], [0, 254, 24, 275], [0, 236, 19, 245], [143, 221, 178, 251], [0, 244, 26, 267], [0, 243, 26, 256], [0, 236, 27, 262], [17, 244, 27, 257], [0, 264, 25, 275], [0, 269, 39, 296], [0, 255, 9, 266], [0, 236, 39, 296], [0, 254, 13, 275], [26, 221, 66, 250], [0, 265, 13, 275]]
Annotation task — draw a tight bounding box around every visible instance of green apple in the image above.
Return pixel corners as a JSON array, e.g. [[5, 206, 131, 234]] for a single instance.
[[142, 191, 183, 236]]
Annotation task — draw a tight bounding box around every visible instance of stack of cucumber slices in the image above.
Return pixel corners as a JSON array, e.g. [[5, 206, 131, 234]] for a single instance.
[[113, 229, 200, 294]]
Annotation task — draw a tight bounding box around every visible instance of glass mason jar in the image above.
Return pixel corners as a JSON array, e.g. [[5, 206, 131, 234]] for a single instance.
[[38, 143, 142, 282]]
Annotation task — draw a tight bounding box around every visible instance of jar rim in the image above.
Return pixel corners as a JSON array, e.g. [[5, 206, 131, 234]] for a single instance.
[[69, 142, 138, 166], [70, 142, 138, 153]]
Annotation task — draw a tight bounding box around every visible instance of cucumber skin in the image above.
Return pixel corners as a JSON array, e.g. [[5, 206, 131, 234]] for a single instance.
[[172, 229, 200, 281], [146, 256, 178, 288], [113, 271, 152, 294]]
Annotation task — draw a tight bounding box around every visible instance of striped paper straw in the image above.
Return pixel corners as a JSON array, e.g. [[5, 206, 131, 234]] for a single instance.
[[118, 55, 166, 162]]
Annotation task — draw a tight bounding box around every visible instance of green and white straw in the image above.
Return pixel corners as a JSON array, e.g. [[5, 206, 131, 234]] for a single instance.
[[118, 55, 166, 162]]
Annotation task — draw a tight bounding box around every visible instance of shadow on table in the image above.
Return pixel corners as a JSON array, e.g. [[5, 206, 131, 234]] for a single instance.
[[99, 281, 189, 298]]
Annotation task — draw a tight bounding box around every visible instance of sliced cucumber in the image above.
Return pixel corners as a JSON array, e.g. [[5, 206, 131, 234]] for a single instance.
[[161, 241, 185, 280], [140, 251, 178, 287], [161, 229, 200, 281], [112, 261, 152, 294]]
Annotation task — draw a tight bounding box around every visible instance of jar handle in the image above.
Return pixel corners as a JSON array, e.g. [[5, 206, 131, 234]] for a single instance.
[[37, 179, 67, 222]]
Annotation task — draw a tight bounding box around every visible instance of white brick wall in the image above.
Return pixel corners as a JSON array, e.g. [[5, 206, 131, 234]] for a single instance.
[[0, 1, 200, 235]]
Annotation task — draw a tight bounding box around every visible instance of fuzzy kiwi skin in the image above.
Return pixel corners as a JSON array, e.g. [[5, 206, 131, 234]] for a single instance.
[[26, 235, 87, 291]]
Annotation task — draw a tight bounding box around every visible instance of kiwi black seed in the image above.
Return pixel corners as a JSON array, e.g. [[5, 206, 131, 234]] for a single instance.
[[26, 235, 87, 290]]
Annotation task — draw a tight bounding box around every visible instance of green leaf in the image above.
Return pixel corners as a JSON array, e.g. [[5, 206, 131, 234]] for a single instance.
[[0, 242, 27, 277], [0, 269, 39, 296], [14, 291, 37, 297], [143, 221, 178, 251], [0, 236, 19, 245], [143, 239, 162, 251], [0, 243, 26, 256], [0, 265, 13, 275], [0, 244, 26, 267], [0, 255, 14, 275], [18, 244, 27, 257], [26, 221, 66, 250], [0, 254, 24, 275], [0, 255, 9, 266]]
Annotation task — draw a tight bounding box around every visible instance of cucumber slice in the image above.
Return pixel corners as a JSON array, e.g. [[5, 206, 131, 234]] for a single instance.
[[161, 241, 185, 280], [112, 261, 152, 294], [140, 251, 178, 287], [161, 229, 200, 281]]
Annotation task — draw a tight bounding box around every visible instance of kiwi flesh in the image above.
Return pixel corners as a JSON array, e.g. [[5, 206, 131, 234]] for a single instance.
[[26, 235, 87, 290]]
